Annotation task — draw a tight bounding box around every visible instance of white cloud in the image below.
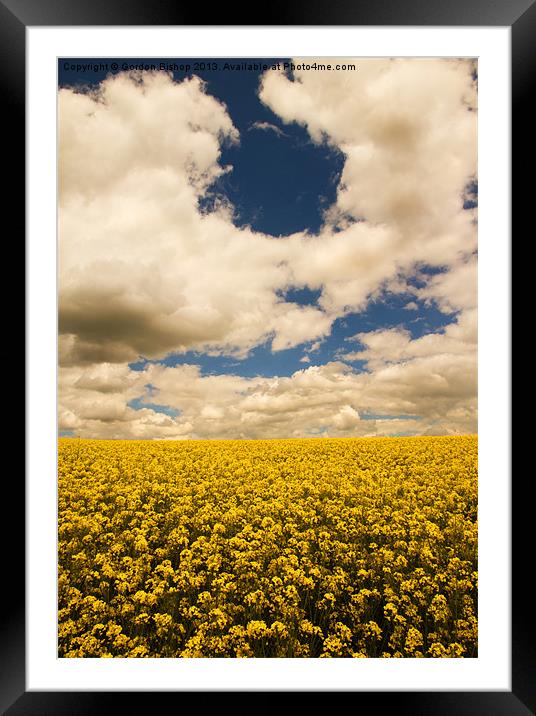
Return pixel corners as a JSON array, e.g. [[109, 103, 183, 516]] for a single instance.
[[268, 304, 333, 351], [60, 64, 477, 367], [60, 72, 292, 364], [332, 405, 361, 430], [418, 256, 478, 313], [260, 58, 477, 314], [60, 354, 476, 440], [59, 62, 478, 438], [260, 59, 476, 248], [341, 307, 477, 370], [250, 120, 286, 137]]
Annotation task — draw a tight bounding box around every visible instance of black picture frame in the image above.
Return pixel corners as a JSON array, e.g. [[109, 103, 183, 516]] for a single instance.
[[7, 0, 523, 711]]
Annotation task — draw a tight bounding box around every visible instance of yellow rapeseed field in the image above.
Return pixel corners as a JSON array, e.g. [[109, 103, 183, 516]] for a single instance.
[[58, 435, 477, 658]]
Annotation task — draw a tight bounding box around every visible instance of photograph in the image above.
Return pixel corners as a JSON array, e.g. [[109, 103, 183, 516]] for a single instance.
[[57, 57, 478, 659]]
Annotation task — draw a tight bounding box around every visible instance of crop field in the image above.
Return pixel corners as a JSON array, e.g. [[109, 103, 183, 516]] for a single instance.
[[58, 435, 477, 658]]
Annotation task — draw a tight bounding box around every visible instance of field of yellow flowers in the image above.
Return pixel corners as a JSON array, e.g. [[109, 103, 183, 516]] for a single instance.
[[58, 435, 477, 658]]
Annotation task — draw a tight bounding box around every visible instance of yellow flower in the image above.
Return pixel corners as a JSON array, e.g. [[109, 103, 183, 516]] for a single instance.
[[58, 435, 477, 658]]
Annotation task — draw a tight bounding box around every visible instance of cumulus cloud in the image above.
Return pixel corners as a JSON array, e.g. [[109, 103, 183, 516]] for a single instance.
[[250, 120, 286, 137], [60, 71, 295, 365], [340, 306, 477, 372], [58, 61, 477, 438], [59, 64, 476, 367], [417, 255, 477, 313], [60, 354, 476, 440], [260, 58, 477, 315], [260, 59, 476, 245]]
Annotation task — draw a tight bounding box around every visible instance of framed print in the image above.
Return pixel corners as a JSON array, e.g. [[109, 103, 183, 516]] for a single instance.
[[6, 0, 525, 711]]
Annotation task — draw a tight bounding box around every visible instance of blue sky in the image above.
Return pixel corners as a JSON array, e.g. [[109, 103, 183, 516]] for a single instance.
[[59, 59, 344, 237], [127, 288, 458, 380], [58, 58, 477, 438]]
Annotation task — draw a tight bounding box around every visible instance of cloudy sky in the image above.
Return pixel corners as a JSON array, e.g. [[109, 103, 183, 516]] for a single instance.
[[58, 58, 477, 440]]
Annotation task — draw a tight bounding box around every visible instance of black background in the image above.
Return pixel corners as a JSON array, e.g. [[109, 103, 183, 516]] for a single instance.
[[4, 0, 525, 712]]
